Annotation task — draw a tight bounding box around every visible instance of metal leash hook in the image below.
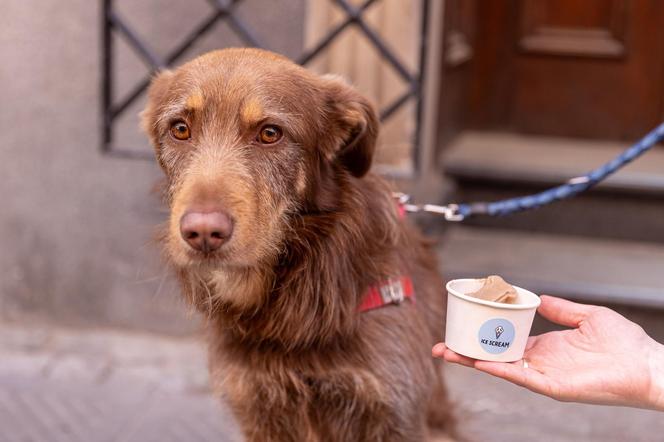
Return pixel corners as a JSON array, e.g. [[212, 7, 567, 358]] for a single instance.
[[393, 193, 465, 222]]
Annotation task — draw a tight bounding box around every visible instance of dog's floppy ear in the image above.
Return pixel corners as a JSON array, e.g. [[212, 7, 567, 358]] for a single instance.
[[322, 75, 379, 178], [141, 69, 175, 149]]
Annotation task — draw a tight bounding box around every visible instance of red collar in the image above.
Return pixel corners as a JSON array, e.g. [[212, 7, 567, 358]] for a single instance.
[[358, 199, 414, 312], [358, 276, 415, 312]]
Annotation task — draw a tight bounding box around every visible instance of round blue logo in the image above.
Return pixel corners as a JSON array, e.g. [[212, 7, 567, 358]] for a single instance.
[[478, 318, 515, 354]]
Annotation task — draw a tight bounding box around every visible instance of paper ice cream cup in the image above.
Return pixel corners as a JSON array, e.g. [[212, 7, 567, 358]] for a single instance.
[[445, 278, 541, 362]]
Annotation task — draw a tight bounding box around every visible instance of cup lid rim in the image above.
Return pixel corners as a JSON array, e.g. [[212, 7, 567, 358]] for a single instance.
[[446, 278, 541, 310]]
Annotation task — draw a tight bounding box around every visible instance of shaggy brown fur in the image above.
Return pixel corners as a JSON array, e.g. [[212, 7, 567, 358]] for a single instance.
[[142, 48, 454, 441]]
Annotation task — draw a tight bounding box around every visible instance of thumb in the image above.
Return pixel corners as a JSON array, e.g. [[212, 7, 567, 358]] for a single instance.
[[537, 295, 596, 328]]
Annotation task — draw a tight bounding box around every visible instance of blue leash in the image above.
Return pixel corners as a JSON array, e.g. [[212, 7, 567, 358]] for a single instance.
[[398, 122, 664, 221]]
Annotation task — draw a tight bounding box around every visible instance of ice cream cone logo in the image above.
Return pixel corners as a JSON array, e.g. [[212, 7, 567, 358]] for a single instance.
[[479, 319, 515, 354]]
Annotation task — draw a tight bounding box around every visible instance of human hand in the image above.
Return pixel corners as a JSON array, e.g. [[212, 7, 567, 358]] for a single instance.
[[433, 295, 664, 410]]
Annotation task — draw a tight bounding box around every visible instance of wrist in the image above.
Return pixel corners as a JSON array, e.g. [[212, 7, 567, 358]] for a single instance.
[[646, 340, 664, 411]]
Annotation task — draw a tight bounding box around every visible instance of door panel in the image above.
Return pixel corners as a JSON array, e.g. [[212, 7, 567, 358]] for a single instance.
[[519, 0, 627, 58], [437, 0, 478, 148], [464, 0, 664, 140]]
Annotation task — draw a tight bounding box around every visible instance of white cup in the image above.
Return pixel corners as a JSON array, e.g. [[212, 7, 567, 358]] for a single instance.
[[445, 278, 541, 362]]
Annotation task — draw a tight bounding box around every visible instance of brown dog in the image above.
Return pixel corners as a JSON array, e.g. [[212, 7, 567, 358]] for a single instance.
[[142, 48, 454, 441]]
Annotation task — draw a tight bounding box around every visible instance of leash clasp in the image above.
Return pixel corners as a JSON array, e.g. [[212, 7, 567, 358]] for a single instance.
[[393, 193, 465, 222], [422, 203, 464, 222]]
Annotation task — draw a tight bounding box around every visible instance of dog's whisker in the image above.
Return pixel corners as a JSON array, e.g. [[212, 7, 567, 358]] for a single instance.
[[150, 268, 169, 300]]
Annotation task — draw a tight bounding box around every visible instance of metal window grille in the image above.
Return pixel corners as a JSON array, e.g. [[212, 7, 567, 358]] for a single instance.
[[102, 0, 430, 173]]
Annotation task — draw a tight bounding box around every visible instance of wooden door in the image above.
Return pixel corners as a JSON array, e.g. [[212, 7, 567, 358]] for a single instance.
[[450, 0, 664, 141]]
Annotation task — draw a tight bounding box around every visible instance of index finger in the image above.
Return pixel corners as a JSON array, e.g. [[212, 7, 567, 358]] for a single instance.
[[432, 343, 477, 368]]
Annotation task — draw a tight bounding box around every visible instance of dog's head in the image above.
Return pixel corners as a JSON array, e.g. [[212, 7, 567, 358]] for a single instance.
[[142, 48, 378, 274]]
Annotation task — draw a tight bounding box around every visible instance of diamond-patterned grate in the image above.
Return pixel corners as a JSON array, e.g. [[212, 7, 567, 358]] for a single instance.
[[102, 0, 430, 172]]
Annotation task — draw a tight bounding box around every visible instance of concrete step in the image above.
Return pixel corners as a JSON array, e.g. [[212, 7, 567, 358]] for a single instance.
[[441, 132, 664, 243], [437, 226, 664, 309], [443, 131, 664, 195]]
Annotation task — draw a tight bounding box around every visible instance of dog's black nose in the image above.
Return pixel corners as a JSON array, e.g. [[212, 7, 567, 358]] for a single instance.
[[180, 211, 233, 253]]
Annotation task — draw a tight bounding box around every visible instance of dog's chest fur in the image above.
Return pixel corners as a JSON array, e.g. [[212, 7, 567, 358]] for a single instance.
[[208, 307, 435, 441]]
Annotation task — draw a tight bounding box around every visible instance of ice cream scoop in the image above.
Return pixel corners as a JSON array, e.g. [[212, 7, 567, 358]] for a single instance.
[[468, 275, 517, 304]]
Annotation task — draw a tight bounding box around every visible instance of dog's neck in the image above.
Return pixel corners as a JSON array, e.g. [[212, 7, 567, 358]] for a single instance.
[[186, 175, 403, 352]]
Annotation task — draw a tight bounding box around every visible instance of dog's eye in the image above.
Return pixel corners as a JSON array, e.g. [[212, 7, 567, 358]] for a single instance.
[[170, 121, 191, 140], [258, 125, 282, 144]]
